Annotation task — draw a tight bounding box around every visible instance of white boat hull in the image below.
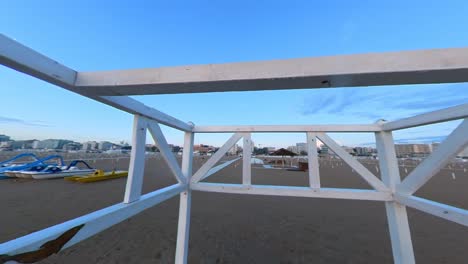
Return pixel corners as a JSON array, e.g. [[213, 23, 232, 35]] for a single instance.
[[27, 169, 96, 179]]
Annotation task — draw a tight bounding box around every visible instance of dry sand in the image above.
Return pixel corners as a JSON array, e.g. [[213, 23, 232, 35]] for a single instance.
[[0, 155, 467, 263]]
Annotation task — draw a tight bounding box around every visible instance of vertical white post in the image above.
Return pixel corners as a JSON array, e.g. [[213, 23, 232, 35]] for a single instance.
[[123, 115, 147, 204], [375, 130, 415, 264], [175, 131, 194, 264], [243, 133, 252, 186], [307, 132, 320, 188]]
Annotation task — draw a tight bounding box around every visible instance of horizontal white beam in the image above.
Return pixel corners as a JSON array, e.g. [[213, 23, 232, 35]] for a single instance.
[[199, 157, 241, 182], [383, 103, 468, 131], [0, 184, 184, 261], [192, 124, 382, 133], [74, 47, 468, 95], [0, 34, 191, 132], [398, 119, 468, 195], [395, 193, 468, 227], [190, 183, 392, 201]]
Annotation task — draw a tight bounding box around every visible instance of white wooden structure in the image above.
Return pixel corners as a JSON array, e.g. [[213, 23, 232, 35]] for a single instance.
[[1, 34, 467, 263]]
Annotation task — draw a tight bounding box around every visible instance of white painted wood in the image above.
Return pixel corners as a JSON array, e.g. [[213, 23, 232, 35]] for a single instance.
[[243, 133, 252, 186], [398, 119, 468, 195], [383, 201, 416, 264], [316, 133, 388, 191], [0, 184, 184, 257], [147, 120, 186, 184], [199, 158, 241, 181], [190, 183, 392, 201], [74, 47, 468, 95], [190, 133, 244, 183], [123, 115, 148, 203], [395, 193, 468, 227], [307, 132, 320, 188], [181, 132, 194, 180], [175, 132, 194, 264], [100, 96, 192, 131], [375, 131, 415, 264], [0, 35, 191, 132], [383, 103, 468, 131], [0, 34, 76, 87], [193, 124, 381, 133]]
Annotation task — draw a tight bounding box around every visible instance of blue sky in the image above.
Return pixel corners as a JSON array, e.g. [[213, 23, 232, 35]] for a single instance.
[[1, 1, 467, 148]]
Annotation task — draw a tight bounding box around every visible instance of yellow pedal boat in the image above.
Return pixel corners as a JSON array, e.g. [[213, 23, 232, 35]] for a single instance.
[[66, 170, 128, 183]]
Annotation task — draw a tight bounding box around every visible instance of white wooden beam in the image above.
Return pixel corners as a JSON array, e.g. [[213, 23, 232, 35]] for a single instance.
[[0, 184, 184, 260], [190, 133, 244, 183], [74, 47, 468, 95], [100, 96, 192, 132], [147, 120, 186, 184], [0, 34, 76, 88], [190, 183, 392, 201], [398, 119, 468, 195], [383, 103, 468, 131], [123, 115, 148, 203], [375, 131, 415, 264], [306, 132, 320, 188], [0, 34, 192, 132], [316, 133, 389, 191], [175, 132, 194, 264], [395, 193, 468, 227], [242, 133, 252, 186], [193, 124, 382, 133]]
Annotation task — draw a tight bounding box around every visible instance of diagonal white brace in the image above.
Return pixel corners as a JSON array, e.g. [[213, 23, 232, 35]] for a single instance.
[[317, 133, 388, 191], [147, 119, 186, 184], [397, 119, 468, 195], [191, 133, 244, 183]]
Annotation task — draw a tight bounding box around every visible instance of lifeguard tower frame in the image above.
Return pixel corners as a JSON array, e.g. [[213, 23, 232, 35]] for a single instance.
[[0, 34, 467, 263]]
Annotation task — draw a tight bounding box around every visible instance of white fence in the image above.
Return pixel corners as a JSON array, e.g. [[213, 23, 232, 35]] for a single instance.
[[0, 34, 467, 263]]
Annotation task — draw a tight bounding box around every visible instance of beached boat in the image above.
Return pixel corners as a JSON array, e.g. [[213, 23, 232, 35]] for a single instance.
[[65, 169, 128, 183], [19, 160, 95, 180], [0, 153, 40, 179], [4, 155, 65, 178]]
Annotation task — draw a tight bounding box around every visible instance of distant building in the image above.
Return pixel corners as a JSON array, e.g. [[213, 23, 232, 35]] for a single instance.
[[320, 145, 329, 156], [287, 146, 298, 154], [35, 139, 73, 150], [63, 142, 82, 151], [194, 144, 216, 154], [98, 141, 113, 151], [82, 141, 99, 151], [296, 143, 307, 154], [11, 140, 38, 149], [0, 135, 11, 142], [354, 147, 375, 156], [395, 144, 431, 157]]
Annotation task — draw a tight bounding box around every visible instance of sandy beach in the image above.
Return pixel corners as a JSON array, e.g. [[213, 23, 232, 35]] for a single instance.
[[1, 155, 467, 263]]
